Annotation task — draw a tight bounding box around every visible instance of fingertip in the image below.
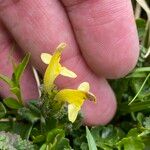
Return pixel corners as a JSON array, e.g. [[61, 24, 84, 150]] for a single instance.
[[62, 0, 139, 79], [81, 77, 117, 126], [92, 32, 140, 79]]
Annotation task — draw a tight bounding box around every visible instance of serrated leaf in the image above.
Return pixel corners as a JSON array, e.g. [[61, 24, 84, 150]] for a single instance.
[[0, 102, 6, 118], [86, 126, 97, 150], [3, 97, 23, 109], [12, 53, 30, 85]]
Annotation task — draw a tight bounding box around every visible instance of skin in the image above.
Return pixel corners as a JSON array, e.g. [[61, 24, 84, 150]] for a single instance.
[[0, 0, 139, 126]]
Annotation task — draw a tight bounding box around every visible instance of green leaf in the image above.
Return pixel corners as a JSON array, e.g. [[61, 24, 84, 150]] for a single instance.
[[90, 125, 125, 150], [3, 97, 23, 109], [18, 107, 40, 124], [27, 100, 41, 115], [46, 129, 64, 143], [53, 136, 71, 150], [10, 87, 22, 102], [12, 53, 30, 85], [86, 126, 97, 150], [40, 129, 71, 150], [133, 67, 150, 73], [136, 18, 146, 40], [33, 135, 45, 143], [12, 122, 33, 139], [0, 122, 11, 132], [80, 143, 89, 150], [0, 102, 6, 118], [40, 144, 47, 150], [117, 128, 145, 150], [10, 87, 20, 96], [143, 116, 150, 128], [0, 74, 13, 87], [129, 73, 150, 105]]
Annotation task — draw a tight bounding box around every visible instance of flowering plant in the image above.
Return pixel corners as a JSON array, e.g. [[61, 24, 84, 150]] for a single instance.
[[41, 43, 96, 123]]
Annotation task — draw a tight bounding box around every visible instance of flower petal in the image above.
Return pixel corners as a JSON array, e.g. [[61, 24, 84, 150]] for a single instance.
[[43, 44, 65, 90], [68, 104, 80, 123], [78, 82, 89, 92], [78, 82, 96, 102], [41, 53, 52, 64], [60, 67, 77, 78], [54, 89, 85, 107]]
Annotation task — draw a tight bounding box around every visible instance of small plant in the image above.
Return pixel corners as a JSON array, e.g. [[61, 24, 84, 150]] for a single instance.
[[0, 0, 150, 150], [0, 43, 96, 149]]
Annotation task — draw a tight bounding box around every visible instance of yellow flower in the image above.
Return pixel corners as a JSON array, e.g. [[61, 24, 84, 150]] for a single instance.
[[54, 82, 96, 123], [41, 43, 96, 123], [41, 43, 77, 91]]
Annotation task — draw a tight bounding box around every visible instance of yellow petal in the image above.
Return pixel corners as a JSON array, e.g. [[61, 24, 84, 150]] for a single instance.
[[78, 82, 89, 92], [41, 53, 52, 64], [78, 82, 96, 102], [60, 67, 77, 78], [44, 47, 63, 90], [68, 104, 80, 123], [54, 89, 86, 107]]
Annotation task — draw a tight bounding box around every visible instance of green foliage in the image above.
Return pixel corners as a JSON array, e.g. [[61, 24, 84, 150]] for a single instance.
[[0, 131, 36, 150], [0, 53, 30, 105], [40, 129, 71, 150], [0, 74, 13, 86], [0, 102, 6, 118], [117, 128, 145, 150], [136, 18, 146, 41], [4, 97, 23, 109], [86, 126, 97, 150], [90, 125, 124, 150], [12, 53, 30, 86], [0, 1, 150, 150]]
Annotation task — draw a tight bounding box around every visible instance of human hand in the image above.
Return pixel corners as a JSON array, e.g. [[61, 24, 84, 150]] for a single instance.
[[0, 0, 139, 125]]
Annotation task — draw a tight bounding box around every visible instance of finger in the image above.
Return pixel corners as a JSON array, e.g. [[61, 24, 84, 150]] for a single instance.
[[0, 0, 80, 70], [0, 0, 116, 125], [61, 0, 139, 78], [57, 57, 117, 125], [0, 22, 38, 101]]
